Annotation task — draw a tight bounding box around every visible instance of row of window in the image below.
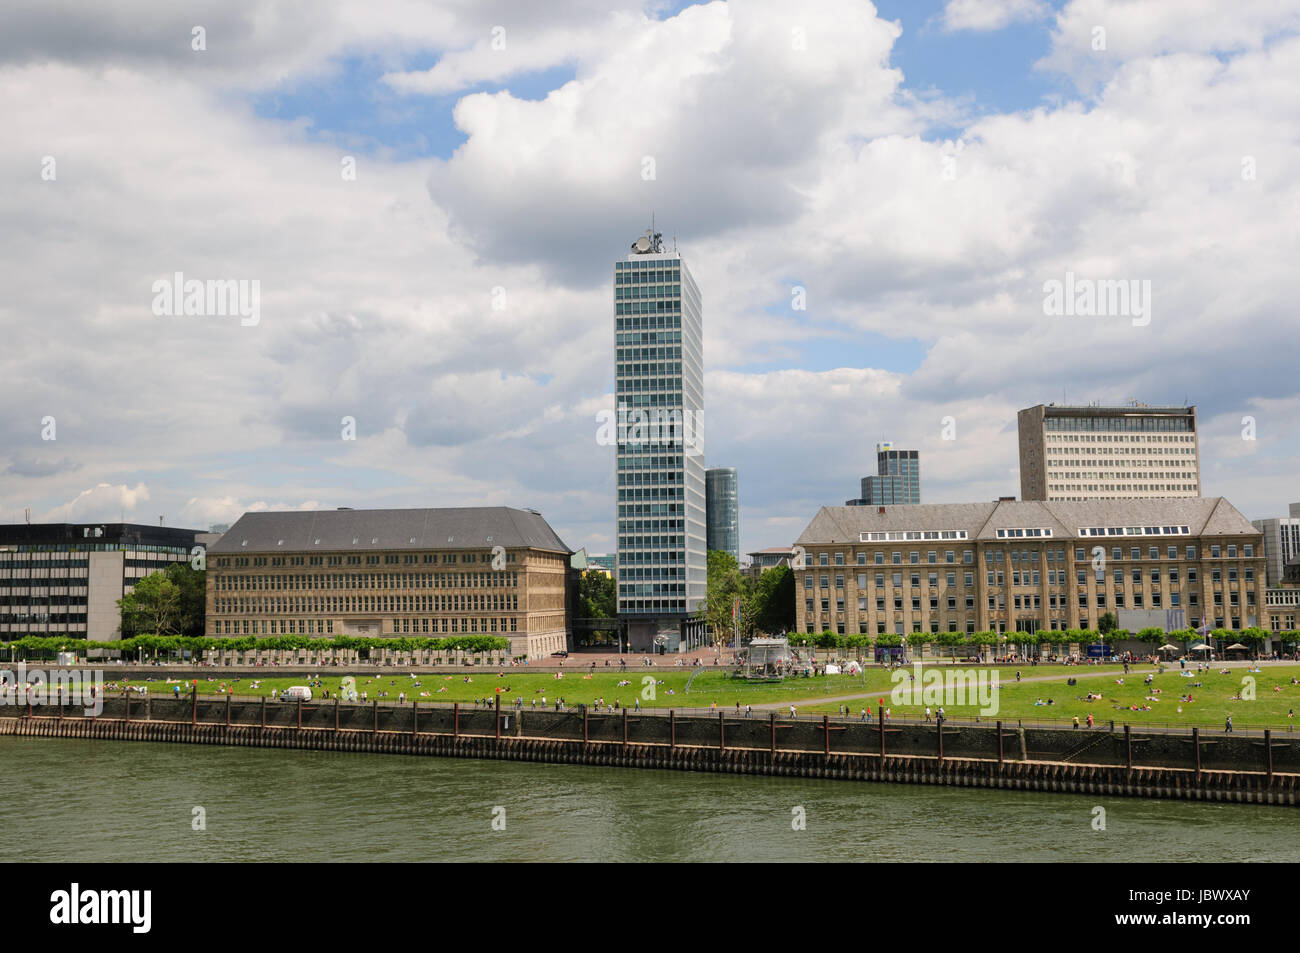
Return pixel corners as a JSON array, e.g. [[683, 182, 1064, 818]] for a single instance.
[[215, 593, 519, 615], [214, 571, 520, 592], [212, 617, 520, 636], [215, 551, 513, 569], [806, 542, 1254, 567], [807, 565, 1253, 591]]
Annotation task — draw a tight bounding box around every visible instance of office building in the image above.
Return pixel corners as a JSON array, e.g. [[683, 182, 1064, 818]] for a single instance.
[[613, 227, 706, 651], [1018, 403, 1201, 501], [705, 467, 739, 561], [1252, 504, 1300, 587], [0, 522, 203, 640], [205, 506, 573, 659], [793, 497, 1264, 637], [846, 443, 921, 506]]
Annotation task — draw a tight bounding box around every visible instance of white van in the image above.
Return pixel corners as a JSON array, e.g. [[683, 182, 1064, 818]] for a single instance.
[[281, 686, 313, 702]]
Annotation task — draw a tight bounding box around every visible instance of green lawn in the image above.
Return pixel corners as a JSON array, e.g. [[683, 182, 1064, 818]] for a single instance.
[[795, 665, 1300, 730], [105, 662, 1134, 711]]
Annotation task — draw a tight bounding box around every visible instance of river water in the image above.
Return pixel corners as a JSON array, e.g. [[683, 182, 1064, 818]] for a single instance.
[[3, 736, 1294, 862]]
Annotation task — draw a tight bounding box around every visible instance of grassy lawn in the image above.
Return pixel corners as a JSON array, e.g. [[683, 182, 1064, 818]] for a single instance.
[[795, 665, 1300, 730], [105, 662, 1136, 711]]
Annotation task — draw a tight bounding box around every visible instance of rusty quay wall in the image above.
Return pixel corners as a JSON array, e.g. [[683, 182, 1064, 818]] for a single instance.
[[1, 698, 1295, 807]]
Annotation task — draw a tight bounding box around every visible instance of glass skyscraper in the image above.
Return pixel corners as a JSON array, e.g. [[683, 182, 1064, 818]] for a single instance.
[[846, 443, 921, 505], [705, 467, 739, 562], [613, 229, 705, 649]]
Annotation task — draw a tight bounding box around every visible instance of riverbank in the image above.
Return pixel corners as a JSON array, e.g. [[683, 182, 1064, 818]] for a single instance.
[[3, 695, 1296, 806]]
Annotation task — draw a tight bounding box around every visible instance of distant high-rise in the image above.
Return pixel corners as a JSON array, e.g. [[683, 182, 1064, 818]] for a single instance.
[[846, 443, 920, 506], [1253, 503, 1300, 587], [705, 467, 739, 562], [613, 228, 706, 651], [1018, 403, 1200, 501]]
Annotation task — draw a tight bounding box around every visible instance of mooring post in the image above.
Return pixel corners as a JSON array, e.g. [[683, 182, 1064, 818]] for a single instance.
[[334, 697, 340, 732], [453, 701, 459, 740], [719, 711, 725, 751], [260, 694, 266, 728], [583, 705, 589, 744], [372, 699, 378, 736], [1124, 723, 1132, 776], [226, 693, 232, 727], [124, 694, 131, 723], [412, 700, 417, 736], [997, 720, 1004, 766], [879, 706, 885, 758], [624, 707, 630, 748], [145, 696, 151, 722], [297, 696, 303, 730], [496, 694, 501, 742], [191, 686, 197, 726], [937, 719, 944, 763], [1265, 728, 1273, 785], [1193, 726, 1201, 781], [769, 710, 776, 756], [669, 709, 675, 749], [823, 714, 830, 756]]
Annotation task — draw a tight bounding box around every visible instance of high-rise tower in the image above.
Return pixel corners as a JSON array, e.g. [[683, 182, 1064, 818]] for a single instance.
[[613, 228, 706, 651]]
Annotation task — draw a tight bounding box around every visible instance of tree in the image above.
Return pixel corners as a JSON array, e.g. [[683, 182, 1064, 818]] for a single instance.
[[751, 565, 795, 635], [578, 570, 616, 619], [576, 570, 617, 642], [1098, 612, 1118, 635], [703, 550, 749, 652], [118, 571, 183, 638], [164, 563, 207, 636]]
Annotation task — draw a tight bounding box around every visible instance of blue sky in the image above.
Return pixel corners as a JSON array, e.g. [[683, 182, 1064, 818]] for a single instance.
[[4, 0, 1298, 557]]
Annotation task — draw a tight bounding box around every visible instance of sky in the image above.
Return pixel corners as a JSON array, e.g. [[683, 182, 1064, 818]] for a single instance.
[[2, 0, 1298, 557]]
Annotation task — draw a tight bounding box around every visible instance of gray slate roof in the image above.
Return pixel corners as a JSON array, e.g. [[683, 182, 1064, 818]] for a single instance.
[[796, 498, 1258, 545], [209, 507, 570, 555]]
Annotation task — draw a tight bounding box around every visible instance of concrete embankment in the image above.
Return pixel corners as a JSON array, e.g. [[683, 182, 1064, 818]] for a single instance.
[[2, 697, 1296, 806]]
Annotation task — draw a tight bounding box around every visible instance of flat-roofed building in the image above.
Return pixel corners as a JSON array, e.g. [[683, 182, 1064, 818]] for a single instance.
[[206, 506, 573, 659], [1018, 403, 1200, 501], [0, 522, 203, 640], [794, 497, 1264, 638]]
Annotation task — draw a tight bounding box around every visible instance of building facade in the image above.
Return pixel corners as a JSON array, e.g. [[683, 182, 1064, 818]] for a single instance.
[[0, 523, 203, 641], [205, 507, 573, 659], [1252, 503, 1300, 588], [705, 467, 739, 562], [794, 498, 1264, 637], [614, 228, 706, 650], [1018, 404, 1201, 502], [847, 443, 921, 506]]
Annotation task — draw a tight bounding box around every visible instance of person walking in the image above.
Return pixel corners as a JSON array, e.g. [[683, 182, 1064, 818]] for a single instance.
[[1072, 715, 1080, 729], [1225, 714, 1233, 733], [1086, 712, 1093, 728]]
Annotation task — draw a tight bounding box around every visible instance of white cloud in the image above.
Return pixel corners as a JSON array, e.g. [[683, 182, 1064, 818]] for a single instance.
[[942, 0, 1050, 33], [0, 0, 1297, 556]]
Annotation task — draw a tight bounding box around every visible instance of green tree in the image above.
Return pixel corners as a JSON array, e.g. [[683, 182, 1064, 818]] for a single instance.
[[751, 565, 795, 635], [164, 563, 207, 636], [577, 570, 617, 619], [1098, 612, 1118, 635], [703, 550, 749, 651], [118, 571, 183, 637]]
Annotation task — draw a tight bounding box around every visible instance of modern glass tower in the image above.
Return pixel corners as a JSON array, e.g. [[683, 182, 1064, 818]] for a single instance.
[[846, 443, 921, 505], [613, 228, 706, 650], [706, 467, 739, 562]]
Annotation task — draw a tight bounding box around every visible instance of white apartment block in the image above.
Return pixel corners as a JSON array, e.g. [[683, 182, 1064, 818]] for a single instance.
[[1019, 404, 1201, 502]]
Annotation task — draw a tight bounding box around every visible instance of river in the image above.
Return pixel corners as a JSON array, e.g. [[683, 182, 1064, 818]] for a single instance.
[[2, 736, 1293, 862]]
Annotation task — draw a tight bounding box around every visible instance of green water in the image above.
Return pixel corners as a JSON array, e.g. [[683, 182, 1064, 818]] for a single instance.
[[2, 736, 1294, 862]]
